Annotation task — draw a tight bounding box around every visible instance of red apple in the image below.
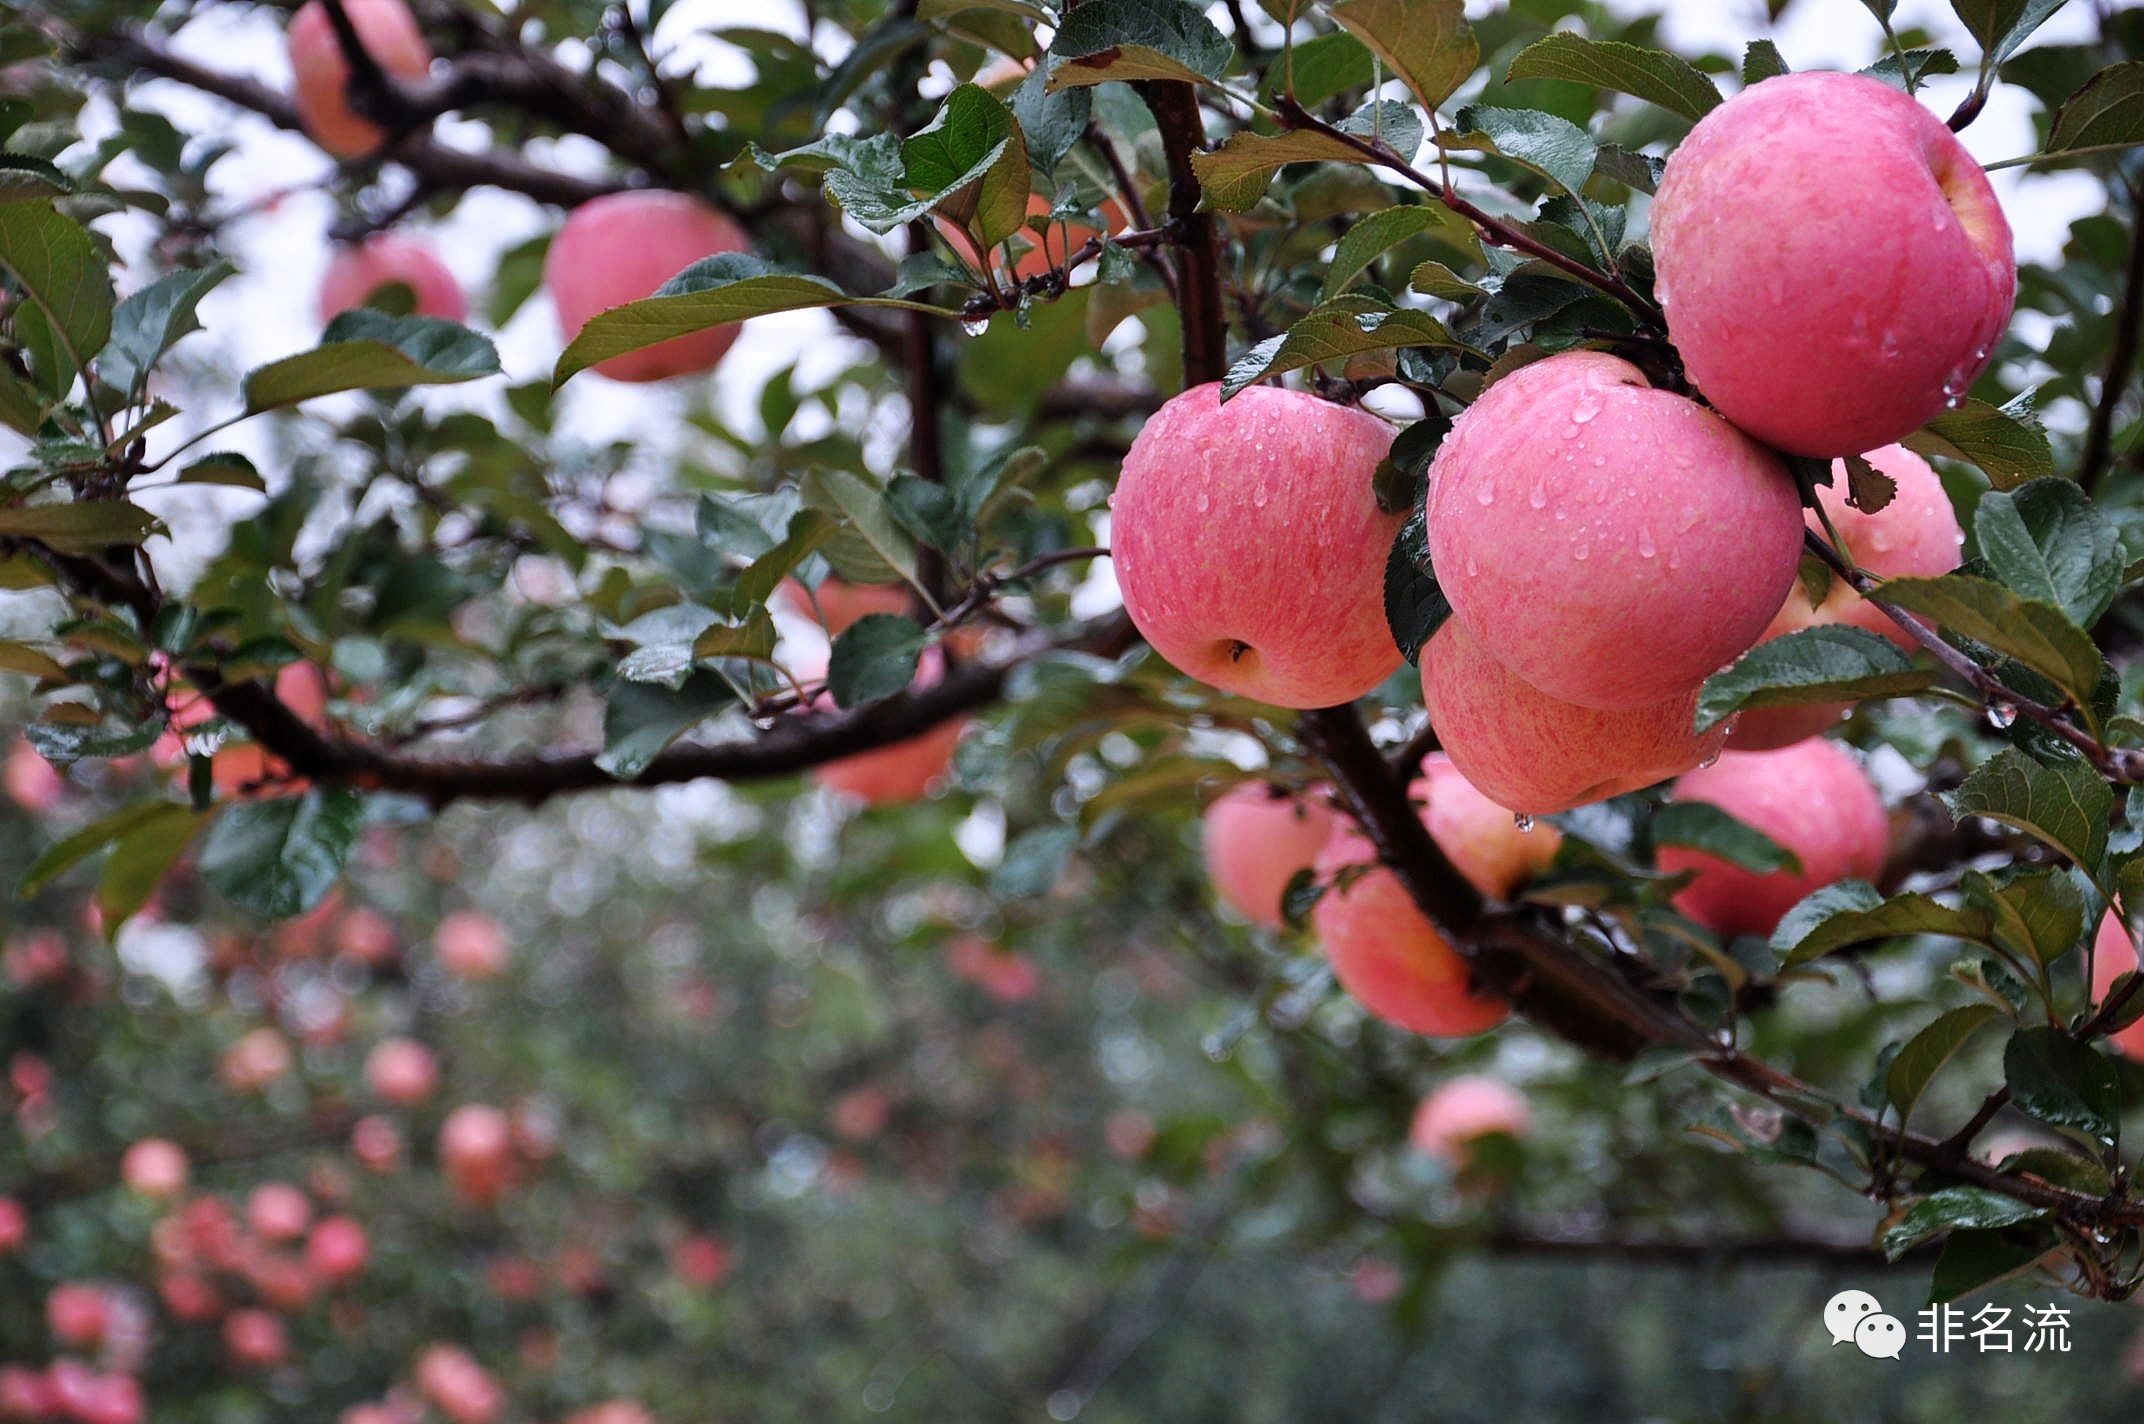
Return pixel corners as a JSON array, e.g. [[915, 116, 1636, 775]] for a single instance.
[[318, 233, 466, 323], [1112, 383, 1404, 707], [1653, 71, 2015, 457], [1310, 823, 1509, 1037], [246, 1183, 313, 1242], [3, 740, 62, 811], [223, 1308, 287, 1368], [1659, 740, 1890, 939], [439, 1105, 515, 1207], [1426, 351, 1801, 711], [120, 1139, 189, 1199], [365, 1038, 439, 1105], [286, 0, 432, 158], [307, 1215, 370, 1282], [544, 191, 751, 382], [1200, 781, 1337, 930], [1421, 617, 1725, 815], [434, 911, 509, 980], [1728, 443, 1964, 749], [1409, 1075, 1531, 1167], [1416, 754, 1562, 899]]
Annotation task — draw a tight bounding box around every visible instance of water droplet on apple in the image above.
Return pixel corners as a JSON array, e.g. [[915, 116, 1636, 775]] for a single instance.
[[1528, 482, 1548, 510], [1475, 485, 1495, 507], [1636, 527, 1656, 558]]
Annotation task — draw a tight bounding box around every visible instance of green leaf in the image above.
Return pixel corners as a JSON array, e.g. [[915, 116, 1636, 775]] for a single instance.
[[1742, 40, 1791, 84], [1841, 453, 1896, 513], [1929, 1227, 2058, 1303], [721, 508, 835, 618], [1189, 103, 1419, 213], [1885, 1004, 2003, 1123], [1280, 865, 1326, 929], [991, 824, 1079, 898], [100, 261, 236, 397], [1861, 47, 1961, 89], [1962, 866, 2086, 969], [1695, 625, 1933, 734], [0, 639, 63, 680], [19, 798, 186, 898], [486, 232, 552, 328], [1259, 30, 1377, 108], [1591, 144, 1665, 195], [1046, 0, 1233, 89], [2003, 1024, 2119, 1138], [97, 804, 206, 938], [176, 453, 267, 491], [1945, 747, 2111, 874], [898, 84, 1031, 247], [1903, 396, 2055, 490], [1010, 60, 1092, 170], [1950, 0, 2071, 71], [0, 201, 113, 397], [1326, 0, 1477, 110], [244, 311, 500, 412], [1221, 295, 1470, 397], [1383, 507, 1448, 665], [597, 672, 736, 780], [1771, 881, 1988, 966], [0, 154, 71, 205], [828, 613, 929, 708], [1879, 1186, 2047, 1262], [1653, 802, 1803, 875], [197, 786, 364, 921], [0, 362, 45, 434], [555, 255, 948, 385], [0, 501, 160, 552], [1504, 33, 1723, 121], [1973, 478, 2121, 628], [1320, 203, 1477, 301], [1441, 105, 1597, 198], [2047, 61, 2144, 152], [691, 609, 777, 663], [801, 467, 920, 588], [884, 475, 965, 553], [1875, 574, 2102, 712]]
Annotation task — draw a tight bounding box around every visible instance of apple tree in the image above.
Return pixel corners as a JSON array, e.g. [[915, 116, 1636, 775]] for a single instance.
[[3, 0, 2144, 1416]]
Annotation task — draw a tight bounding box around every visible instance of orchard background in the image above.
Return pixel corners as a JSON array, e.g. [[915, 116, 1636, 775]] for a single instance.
[[2, 0, 2144, 1419]]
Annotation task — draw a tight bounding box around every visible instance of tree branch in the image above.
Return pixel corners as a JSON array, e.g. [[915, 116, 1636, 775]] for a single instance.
[[1803, 529, 2144, 783], [2081, 186, 2144, 493], [1272, 96, 1664, 328], [1138, 82, 1227, 387], [66, 25, 624, 208]]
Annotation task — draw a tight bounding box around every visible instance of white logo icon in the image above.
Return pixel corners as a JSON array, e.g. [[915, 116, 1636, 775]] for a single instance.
[[1854, 1312, 1907, 1360], [1823, 1289, 1883, 1347]]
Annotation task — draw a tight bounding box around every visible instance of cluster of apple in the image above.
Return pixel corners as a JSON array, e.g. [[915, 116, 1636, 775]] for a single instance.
[[1136, 73, 2020, 1035], [0, 1143, 369, 1423], [288, 0, 749, 382]]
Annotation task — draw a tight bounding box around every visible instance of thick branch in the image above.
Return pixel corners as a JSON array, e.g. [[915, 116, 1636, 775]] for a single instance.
[[1138, 82, 1227, 387], [23, 536, 1121, 810], [67, 26, 623, 208]]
